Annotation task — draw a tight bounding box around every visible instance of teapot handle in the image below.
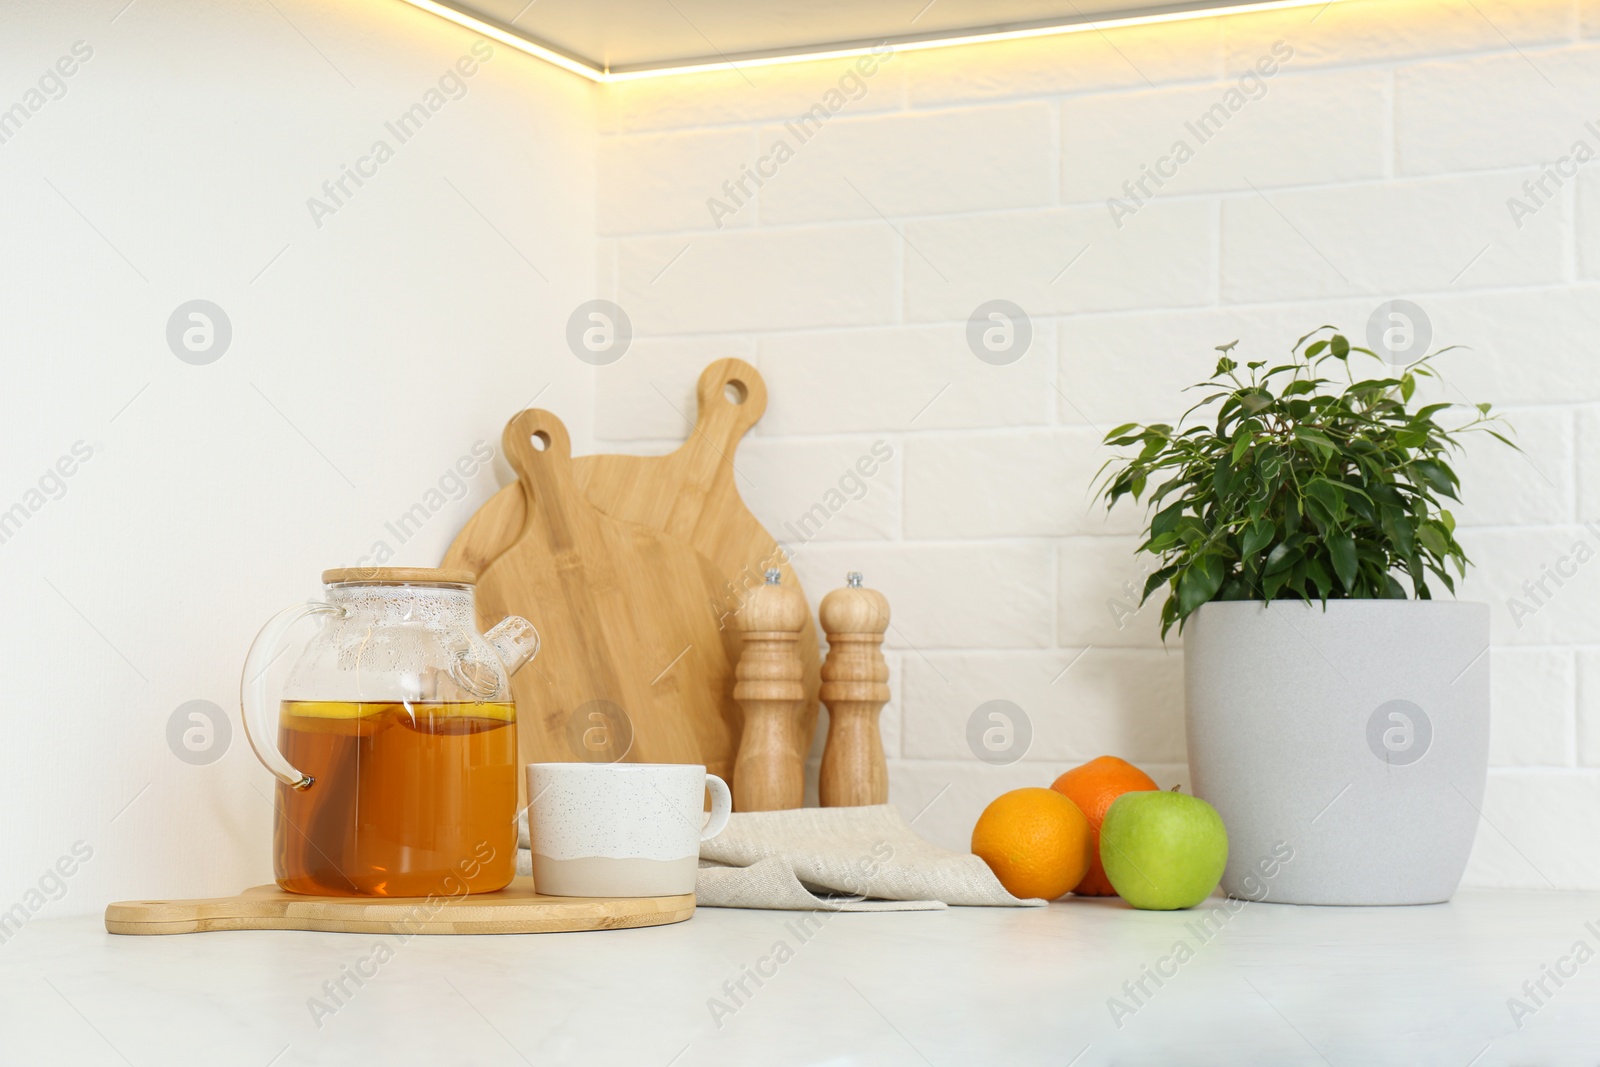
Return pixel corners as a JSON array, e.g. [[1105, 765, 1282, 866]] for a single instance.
[[239, 601, 344, 790]]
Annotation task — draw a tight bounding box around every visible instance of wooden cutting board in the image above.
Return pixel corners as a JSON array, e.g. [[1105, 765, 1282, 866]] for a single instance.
[[445, 359, 823, 757], [105, 878, 694, 935], [474, 409, 740, 783]]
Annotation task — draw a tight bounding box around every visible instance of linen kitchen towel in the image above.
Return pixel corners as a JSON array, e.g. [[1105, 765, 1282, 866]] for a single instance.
[[522, 803, 1044, 911], [696, 804, 1046, 911]]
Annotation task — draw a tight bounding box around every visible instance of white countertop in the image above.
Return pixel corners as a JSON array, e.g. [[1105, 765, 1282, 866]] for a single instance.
[[3, 890, 1597, 1066]]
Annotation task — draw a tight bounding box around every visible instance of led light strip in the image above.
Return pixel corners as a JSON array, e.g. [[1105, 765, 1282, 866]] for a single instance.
[[395, 0, 1341, 82]]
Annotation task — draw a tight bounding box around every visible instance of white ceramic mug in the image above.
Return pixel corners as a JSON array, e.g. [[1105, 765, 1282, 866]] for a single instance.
[[526, 763, 732, 897]]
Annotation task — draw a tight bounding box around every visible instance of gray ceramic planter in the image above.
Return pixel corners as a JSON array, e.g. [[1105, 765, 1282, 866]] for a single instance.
[[1185, 599, 1489, 906]]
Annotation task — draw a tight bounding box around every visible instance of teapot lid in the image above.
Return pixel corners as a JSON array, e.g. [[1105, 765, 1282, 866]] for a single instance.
[[321, 567, 476, 586]]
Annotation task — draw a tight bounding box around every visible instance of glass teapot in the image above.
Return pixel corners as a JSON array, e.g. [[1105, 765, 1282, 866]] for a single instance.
[[240, 568, 539, 897]]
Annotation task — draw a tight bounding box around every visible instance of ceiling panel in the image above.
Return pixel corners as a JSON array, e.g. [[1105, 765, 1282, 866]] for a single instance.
[[428, 0, 1282, 74]]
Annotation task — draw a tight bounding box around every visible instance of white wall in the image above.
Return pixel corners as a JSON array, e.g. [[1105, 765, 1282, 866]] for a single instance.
[[0, 0, 596, 912], [591, 0, 1600, 887], [10, 0, 1600, 917]]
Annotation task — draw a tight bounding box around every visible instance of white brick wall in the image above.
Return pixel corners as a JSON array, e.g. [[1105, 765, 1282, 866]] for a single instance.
[[593, 0, 1600, 886]]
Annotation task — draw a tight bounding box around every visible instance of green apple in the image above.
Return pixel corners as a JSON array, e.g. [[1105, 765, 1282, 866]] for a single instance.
[[1099, 788, 1228, 910]]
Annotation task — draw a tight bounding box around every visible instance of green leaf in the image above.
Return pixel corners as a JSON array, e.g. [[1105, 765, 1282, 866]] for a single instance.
[[1305, 478, 1346, 520], [1141, 564, 1179, 603], [1381, 508, 1416, 559], [1150, 500, 1187, 538], [1411, 458, 1458, 498], [1240, 518, 1275, 559], [1295, 427, 1337, 455], [1264, 541, 1299, 575], [1262, 567, 1291, 601], [1240, 392, 1273, 415], [1177, 555, 1226, 618], [1212, 460, 1235, 498], [1327, 530, 1358, 591], [1306, 556, 1333, 599], [1294, 325, 1339, 352], [1417, 523, 1449, 557], [1330, 334, 1350, 359], [1368, 483, 1403, 508], [1217, 577, 1252, 600]]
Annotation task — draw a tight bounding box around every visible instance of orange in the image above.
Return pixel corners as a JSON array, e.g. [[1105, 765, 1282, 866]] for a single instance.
[[1051, 756, 1160, 896], [970, 787, 1093, 901]]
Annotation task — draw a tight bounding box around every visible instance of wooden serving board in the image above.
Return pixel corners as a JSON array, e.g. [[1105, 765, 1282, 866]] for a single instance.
[[105, 878, 694, 935], [446, 359, 823, 757], [474, 409, 741, 783]]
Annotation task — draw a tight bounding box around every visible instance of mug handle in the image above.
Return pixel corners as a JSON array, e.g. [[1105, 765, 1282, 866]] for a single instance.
[[702, 774, 732, 840]]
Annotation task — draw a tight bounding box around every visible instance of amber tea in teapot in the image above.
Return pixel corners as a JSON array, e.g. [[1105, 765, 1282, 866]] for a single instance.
[[242, 569, 540, 897], [275, 700, 517, 896]]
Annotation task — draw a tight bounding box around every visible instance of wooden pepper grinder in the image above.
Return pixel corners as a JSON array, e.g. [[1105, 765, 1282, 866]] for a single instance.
[[732, 569, 808, 811], [819, 572, 890, 807]]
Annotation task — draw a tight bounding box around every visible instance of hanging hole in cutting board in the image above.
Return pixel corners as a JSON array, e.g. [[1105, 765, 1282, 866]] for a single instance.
[[530, 431, 551, 452], [723, 380, 748, 405]]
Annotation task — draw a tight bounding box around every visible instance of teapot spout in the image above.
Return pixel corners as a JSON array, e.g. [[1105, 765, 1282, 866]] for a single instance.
[[485, 616, 540, 676]]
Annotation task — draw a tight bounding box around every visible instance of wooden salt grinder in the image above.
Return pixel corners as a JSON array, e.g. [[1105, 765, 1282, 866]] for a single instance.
[[819, 572, 890, 807], [732, 569, 808, 811]]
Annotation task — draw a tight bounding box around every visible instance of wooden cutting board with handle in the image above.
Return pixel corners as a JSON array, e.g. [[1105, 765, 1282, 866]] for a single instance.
[[105, 879, 693, 935], [445, 359, 823, 757], [473, 409, 740, 783]]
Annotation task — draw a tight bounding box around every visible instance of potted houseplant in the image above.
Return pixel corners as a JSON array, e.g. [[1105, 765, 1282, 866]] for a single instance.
[[1100, 328, 1513, 905]]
